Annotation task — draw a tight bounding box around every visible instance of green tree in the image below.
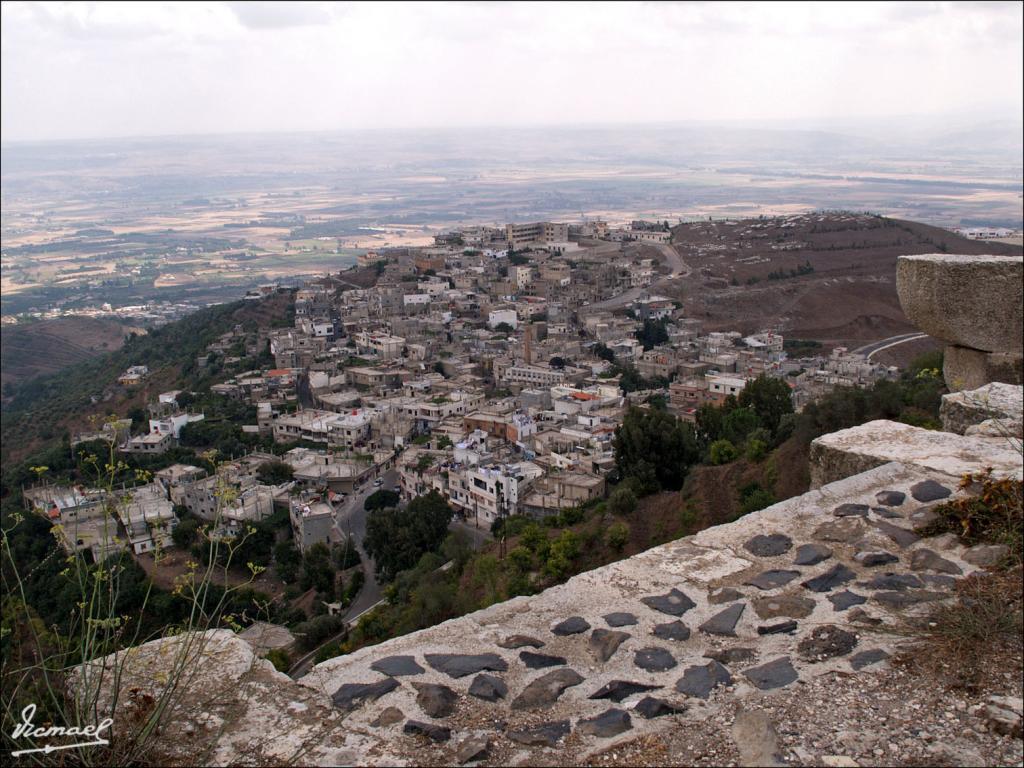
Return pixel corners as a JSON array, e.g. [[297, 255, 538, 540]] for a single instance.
[[365, 489, 400, 512], [256, 460, 294, 485], [613, 407, 700, 493], [738, 375, 794, 438], [607, 486, 638, 516], [604, 521, 630, 552], [722, 407, 761, 446], [709, 439, 739, 465], [364, 491, 453, 581], [635, 318, 670, 351]]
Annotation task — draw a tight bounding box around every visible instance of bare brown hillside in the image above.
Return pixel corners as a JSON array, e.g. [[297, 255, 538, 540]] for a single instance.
[[665, 213, 1022, 349], [1, 317, 138, 393]]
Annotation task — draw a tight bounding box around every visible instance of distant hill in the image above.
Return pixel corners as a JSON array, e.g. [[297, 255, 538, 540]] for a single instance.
[[667, 212, 1022, 352], [1, 317, 139, 394]]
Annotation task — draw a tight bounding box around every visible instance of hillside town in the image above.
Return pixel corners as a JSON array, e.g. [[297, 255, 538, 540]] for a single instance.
[[25, 219, 903, 564]]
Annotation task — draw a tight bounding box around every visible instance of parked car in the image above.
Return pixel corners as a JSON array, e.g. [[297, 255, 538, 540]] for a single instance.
[[373, 478, 383, 487]]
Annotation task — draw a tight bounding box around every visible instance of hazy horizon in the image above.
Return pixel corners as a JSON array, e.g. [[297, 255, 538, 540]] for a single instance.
[[2, 1, 1022, 143]]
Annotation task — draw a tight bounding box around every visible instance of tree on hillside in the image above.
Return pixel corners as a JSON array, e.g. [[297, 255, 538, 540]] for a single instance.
[[612, 407, 700, 493], [364, 489, 400, 512], [257, 460, 294, 485], [636, 318, 670, 351], [738, 375, 794, 438], [364, 490, 453, 581]]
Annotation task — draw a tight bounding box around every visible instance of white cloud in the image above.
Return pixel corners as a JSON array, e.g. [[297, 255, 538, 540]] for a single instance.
[[1, 0, 1021, 141]]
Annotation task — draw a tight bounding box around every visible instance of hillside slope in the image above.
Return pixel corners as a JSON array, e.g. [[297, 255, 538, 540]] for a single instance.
[[667, 213, 1022, 350], [1, 317, 139, 394]]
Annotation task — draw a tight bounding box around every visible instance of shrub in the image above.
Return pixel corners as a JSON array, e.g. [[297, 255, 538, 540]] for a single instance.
[[265, 648, 290, 672], [607, 487, 638, 516], [604, 521, 630, 552], [745, 439, 768, 462], [709, 439, 738, 465]]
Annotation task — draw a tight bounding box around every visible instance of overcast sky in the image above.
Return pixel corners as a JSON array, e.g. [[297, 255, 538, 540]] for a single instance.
[[2, 1, 1022, 142]]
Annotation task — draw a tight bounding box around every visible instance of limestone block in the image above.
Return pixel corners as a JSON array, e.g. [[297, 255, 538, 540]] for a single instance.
[[940, 382, 1023, 434], [943, 344, 1023, 391], [896, 254, 1023, 352], [809, 420, 1023, 488]]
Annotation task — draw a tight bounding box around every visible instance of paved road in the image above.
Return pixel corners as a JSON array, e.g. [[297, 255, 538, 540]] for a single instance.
[[580, 240, 689, 314], [852, 332, 929, 360]]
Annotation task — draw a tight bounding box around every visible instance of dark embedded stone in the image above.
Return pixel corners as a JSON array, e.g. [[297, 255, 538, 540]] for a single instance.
[[875, 490, 906, 507], [705, 647, 756, 665], [873, 590, 947, 608], [745, 569, 801, 590], [853, 551, 900, 567], [699, 603, 745, 636], [468, 673, 507, 702], [552, 616, 590, 636], [578, 708, 632, 738], [634, 696, 686, 718], [708, 587, 744, 604], [370, 706, 405, 727], [589, 628, 631, 663], [848, 608, 883, 625], [508, 720, 571, 747], [827, 590, 867, 611], [744, 533, 793, 557], [641, 588, 697, 617], [497, 634, 545, 649], [752, 594, 817, 619], [850, 649, 890, 670], [590, 680, 661, 703], [674, 661, 732, 699], [872, 506, 904, 519], [861, 572, 923, 591], [403, 720, 451, 743], [757, 620, 798, 635], [652, 620, 691, 642], [412, 682, 459, 718], [520, 651, 566, 669], [813, 518, 867, 543], [834, 503, 870, 518], [332, 678, 400, 711], [634, 647, 677, 672], [511, 668, 585, 710], [793, 543, 832, 566], [911, 480, 951, 502], [744, 657, 798, 690], [371, 655, 425, 676], [604, 612, 638, 627], [911, 507, 939, 530], [910, 548, 962, 575], [424, 653, 509, 678], [456, 735, 492, 764], [871, 519, 920, 548], [802, 563, 856, 593], [797, 626, 858, 661], [920, 574, 957, 590]]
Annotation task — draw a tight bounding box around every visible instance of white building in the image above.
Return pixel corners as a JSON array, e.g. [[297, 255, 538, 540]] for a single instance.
[[488, 309, 519, 330]]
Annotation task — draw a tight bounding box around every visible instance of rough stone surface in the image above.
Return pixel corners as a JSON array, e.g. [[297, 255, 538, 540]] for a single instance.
[[744, 657, 799, 690], [798, 626, 859, 662], [675, 661, 733, 699], [589, 628, 631, 663], [511, 668, 584, 710], [370, 706, 405, 727], [827, 591, 867, 611], [896, 253, 1023, 352], [467, 673, 507, 702], [589, 680, 661, 703], [508, 720, 571, 747], [634, 647, 678, 672], [733, 708, 786, 767], [551, 616, 591, 636], [641, 588, 697, 616], [745, 570, 802, 590], [983, 695, 1023, 738], [603, 612, 638, 627], [370, 656, 424, 677], [909, 548, 962, 574], [802, 564, 856, 593], [403, 720, 451, 743], [963, 543, 1010, 567], [814, 518, 867, 543], [577, 708, 632, 737], [941, 382, 1023, 435], [853, 551, 900, 567], [743, 533, 793, 556], [456, 735, 491, 764], [332, 678, 401, 711], [424, 653, 508, 678], [753, 594, 817, 619], [706, 647, 757, 665], [794, 543, 832, 566], [497, 635, 544, 649], [875, 490, 906, 506], [871, 519, 920, 548], [412, 682, 458, 718], [709, 587, 744, 604], [944, 344, 1024, 391], [652, 620, 691, 642], [758, 620, 798, 635], [634, 696, 686, 719], [520, 651, 566, 669], [700, 603, 746, 636], [910, 479, 952, 502], [809, 420, 1022, 487], [834, 503, 870, 518]]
